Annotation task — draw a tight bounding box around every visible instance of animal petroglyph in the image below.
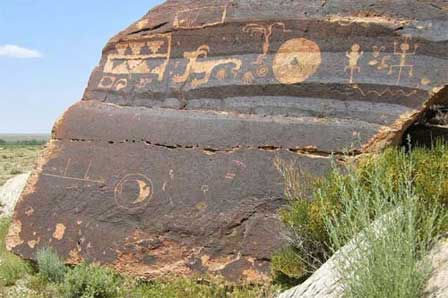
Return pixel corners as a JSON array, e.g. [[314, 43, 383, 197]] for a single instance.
[[103, 34, 172, 82], [369, 46, 390, 70], [114, 174, 153, 211], [173, 45, 242, 88], [273, 38, 322, 84], [345, 44, 363, 84], [173, 4, 228, 29]]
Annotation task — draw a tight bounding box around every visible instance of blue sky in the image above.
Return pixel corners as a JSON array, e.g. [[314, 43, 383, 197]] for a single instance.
[[0, 0, 163, 134]]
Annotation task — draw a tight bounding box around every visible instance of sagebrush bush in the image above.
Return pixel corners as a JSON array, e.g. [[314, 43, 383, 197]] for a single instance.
[[60, 262, 121, 298], [274, 141, 448, 295], [0, 217, 31, 286], [36, 247, 66, 283], [131, 277, 278, 298]]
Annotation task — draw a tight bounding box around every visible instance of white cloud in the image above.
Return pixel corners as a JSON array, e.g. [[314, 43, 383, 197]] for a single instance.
[[0, 44, 42, 58]]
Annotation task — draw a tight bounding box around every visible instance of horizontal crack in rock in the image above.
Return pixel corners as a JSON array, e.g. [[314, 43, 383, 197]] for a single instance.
[[53, 137, 351, 158]]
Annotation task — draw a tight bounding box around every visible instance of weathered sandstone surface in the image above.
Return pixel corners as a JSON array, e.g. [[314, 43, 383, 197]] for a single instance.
[[8, 0, 448, 282]]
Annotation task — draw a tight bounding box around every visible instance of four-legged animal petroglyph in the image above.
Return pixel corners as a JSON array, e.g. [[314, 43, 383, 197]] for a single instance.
[[173, 45, 242, 88]]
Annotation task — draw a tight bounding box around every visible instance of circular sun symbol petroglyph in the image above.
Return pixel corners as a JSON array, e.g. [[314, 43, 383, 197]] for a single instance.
[[273, 38, 322, 84], [114, 174, 153, 210]]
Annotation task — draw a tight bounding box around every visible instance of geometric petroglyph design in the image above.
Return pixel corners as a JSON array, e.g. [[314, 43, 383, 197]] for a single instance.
[[103, 33, 172, 81], [42, 159, 105, 184], [173, 4, 228, 29], [352, 84, 418, 97], [114, 173, 153, 211], [242, 71, 255, 85], [273, 38, 322, 84], [173, 45, 242, 88], [97, 76, 128, 91]]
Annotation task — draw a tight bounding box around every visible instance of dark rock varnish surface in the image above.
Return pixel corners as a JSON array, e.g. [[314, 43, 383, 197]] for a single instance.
[[8, 0, 448, 282]]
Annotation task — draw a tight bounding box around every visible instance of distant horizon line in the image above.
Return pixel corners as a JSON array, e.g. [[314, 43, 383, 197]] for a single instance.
[[0, 133, 51, 135]]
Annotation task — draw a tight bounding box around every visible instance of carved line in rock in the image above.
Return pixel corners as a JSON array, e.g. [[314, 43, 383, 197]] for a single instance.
[[173, 4, 229, 29], [351, 84, 418, 97], [42, 159, 105, 184]]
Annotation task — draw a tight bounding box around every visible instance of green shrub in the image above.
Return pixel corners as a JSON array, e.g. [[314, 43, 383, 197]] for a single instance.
[[131, 278, 278, 298], [0, 218, 31, 286], [274, 159, 340, 279], [274, 141, 448, 295], [324, 153, 446, 298], [271, 246, 307, 287], [131, 278, 227, 298], [60, 262, 121, 298], [36, 247, 66, 283]]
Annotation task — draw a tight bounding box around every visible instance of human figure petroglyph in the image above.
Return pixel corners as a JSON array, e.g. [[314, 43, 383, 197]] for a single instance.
[[388, 35, 418, 84], [243, 22, 289, 66], [173, 45, 242, 88], [345, 44, 363, 84]]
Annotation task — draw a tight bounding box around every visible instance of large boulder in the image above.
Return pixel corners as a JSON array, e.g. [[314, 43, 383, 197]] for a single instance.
[[7, 0, 448, 282]]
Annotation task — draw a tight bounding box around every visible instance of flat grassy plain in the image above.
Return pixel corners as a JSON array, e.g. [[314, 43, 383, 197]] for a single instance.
[[0, 134, 49, 186], [0, 145, 44, 187]]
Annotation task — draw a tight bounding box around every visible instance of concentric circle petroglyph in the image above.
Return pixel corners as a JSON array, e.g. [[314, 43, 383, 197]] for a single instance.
[[114, 174, 153, 210], [273, 38, 321, 84]]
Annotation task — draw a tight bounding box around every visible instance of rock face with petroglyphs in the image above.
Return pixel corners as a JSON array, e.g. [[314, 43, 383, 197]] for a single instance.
[[7, 0, 448, 282]]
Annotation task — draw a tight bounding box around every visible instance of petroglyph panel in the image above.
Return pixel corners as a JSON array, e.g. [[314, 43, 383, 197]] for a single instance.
[[11, 0, 448, 283], [10, 138, 331, 281]]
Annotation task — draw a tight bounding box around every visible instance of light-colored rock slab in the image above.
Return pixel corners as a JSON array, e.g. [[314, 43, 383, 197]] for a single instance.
[[424, 237, 448, 298], [0, 173, 30, 218]]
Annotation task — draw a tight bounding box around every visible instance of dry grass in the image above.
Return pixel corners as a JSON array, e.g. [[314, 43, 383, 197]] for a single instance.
[[0, 145, 43, 186]]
